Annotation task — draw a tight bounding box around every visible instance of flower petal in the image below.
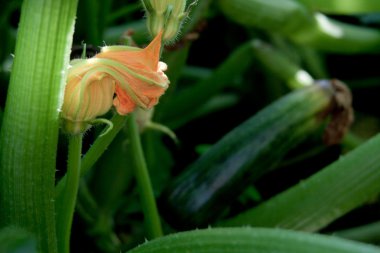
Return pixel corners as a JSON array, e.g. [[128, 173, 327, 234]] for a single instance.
[[96, 31, 163, 71]]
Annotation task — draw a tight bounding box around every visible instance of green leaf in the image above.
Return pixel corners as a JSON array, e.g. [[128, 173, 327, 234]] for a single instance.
[[89, 129, 133, 212], [126, 227, 380, 253], [221, 133, 380, 231]]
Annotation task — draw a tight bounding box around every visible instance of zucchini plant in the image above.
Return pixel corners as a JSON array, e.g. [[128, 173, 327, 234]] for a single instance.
[[0, 0, 380, 252]]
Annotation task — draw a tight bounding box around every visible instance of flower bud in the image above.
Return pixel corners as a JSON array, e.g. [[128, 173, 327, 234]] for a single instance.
[[142, 0, 187, 42], [60, 31, 169, 134], [61, 60, 116, 134]]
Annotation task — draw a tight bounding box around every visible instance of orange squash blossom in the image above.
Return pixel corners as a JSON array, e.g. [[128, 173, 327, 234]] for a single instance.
[[61, 31, 169, 133]]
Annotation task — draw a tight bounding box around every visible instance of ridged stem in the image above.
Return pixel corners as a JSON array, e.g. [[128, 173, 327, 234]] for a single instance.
[[0, 0, 78, 252]]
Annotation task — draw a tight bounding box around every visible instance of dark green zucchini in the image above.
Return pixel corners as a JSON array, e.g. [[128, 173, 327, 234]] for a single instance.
[[159, 80, 352, 228]]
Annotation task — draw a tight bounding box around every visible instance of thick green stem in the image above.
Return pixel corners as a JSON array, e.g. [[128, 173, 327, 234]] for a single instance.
[[127, 113, 163, 239], [56, 134, 83, 253], [0, 0, 78, 252]]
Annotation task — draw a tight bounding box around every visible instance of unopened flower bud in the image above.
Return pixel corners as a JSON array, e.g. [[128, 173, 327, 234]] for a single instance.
[[61, 60, 116, 134], [60, 31, 169, 135], [142, 0, 188, 42]]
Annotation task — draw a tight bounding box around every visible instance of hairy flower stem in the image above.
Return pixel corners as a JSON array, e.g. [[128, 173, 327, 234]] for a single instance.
[[56, 114, 127, 198], [56, 134, 83, 253]]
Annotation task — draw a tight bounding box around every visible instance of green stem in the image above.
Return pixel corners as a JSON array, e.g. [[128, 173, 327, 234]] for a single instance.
[[81, 114, 127, 176], [0, 0, 78, 252], [56, 114, 126, 200], [296, 0, 380, 14], [56, 134, 83, 253], [252, 39, 314, 89], [127, 113, 163, 239]]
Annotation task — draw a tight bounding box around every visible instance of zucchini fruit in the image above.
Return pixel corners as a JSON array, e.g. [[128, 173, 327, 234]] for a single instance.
[[159, 80, 352, 228]]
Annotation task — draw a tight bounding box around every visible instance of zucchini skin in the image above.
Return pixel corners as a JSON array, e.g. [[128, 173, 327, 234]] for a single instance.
[[160, 81, 346, 229]]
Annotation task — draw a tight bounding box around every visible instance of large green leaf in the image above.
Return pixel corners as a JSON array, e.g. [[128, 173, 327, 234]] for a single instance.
[[127, 227, 380, 253]]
